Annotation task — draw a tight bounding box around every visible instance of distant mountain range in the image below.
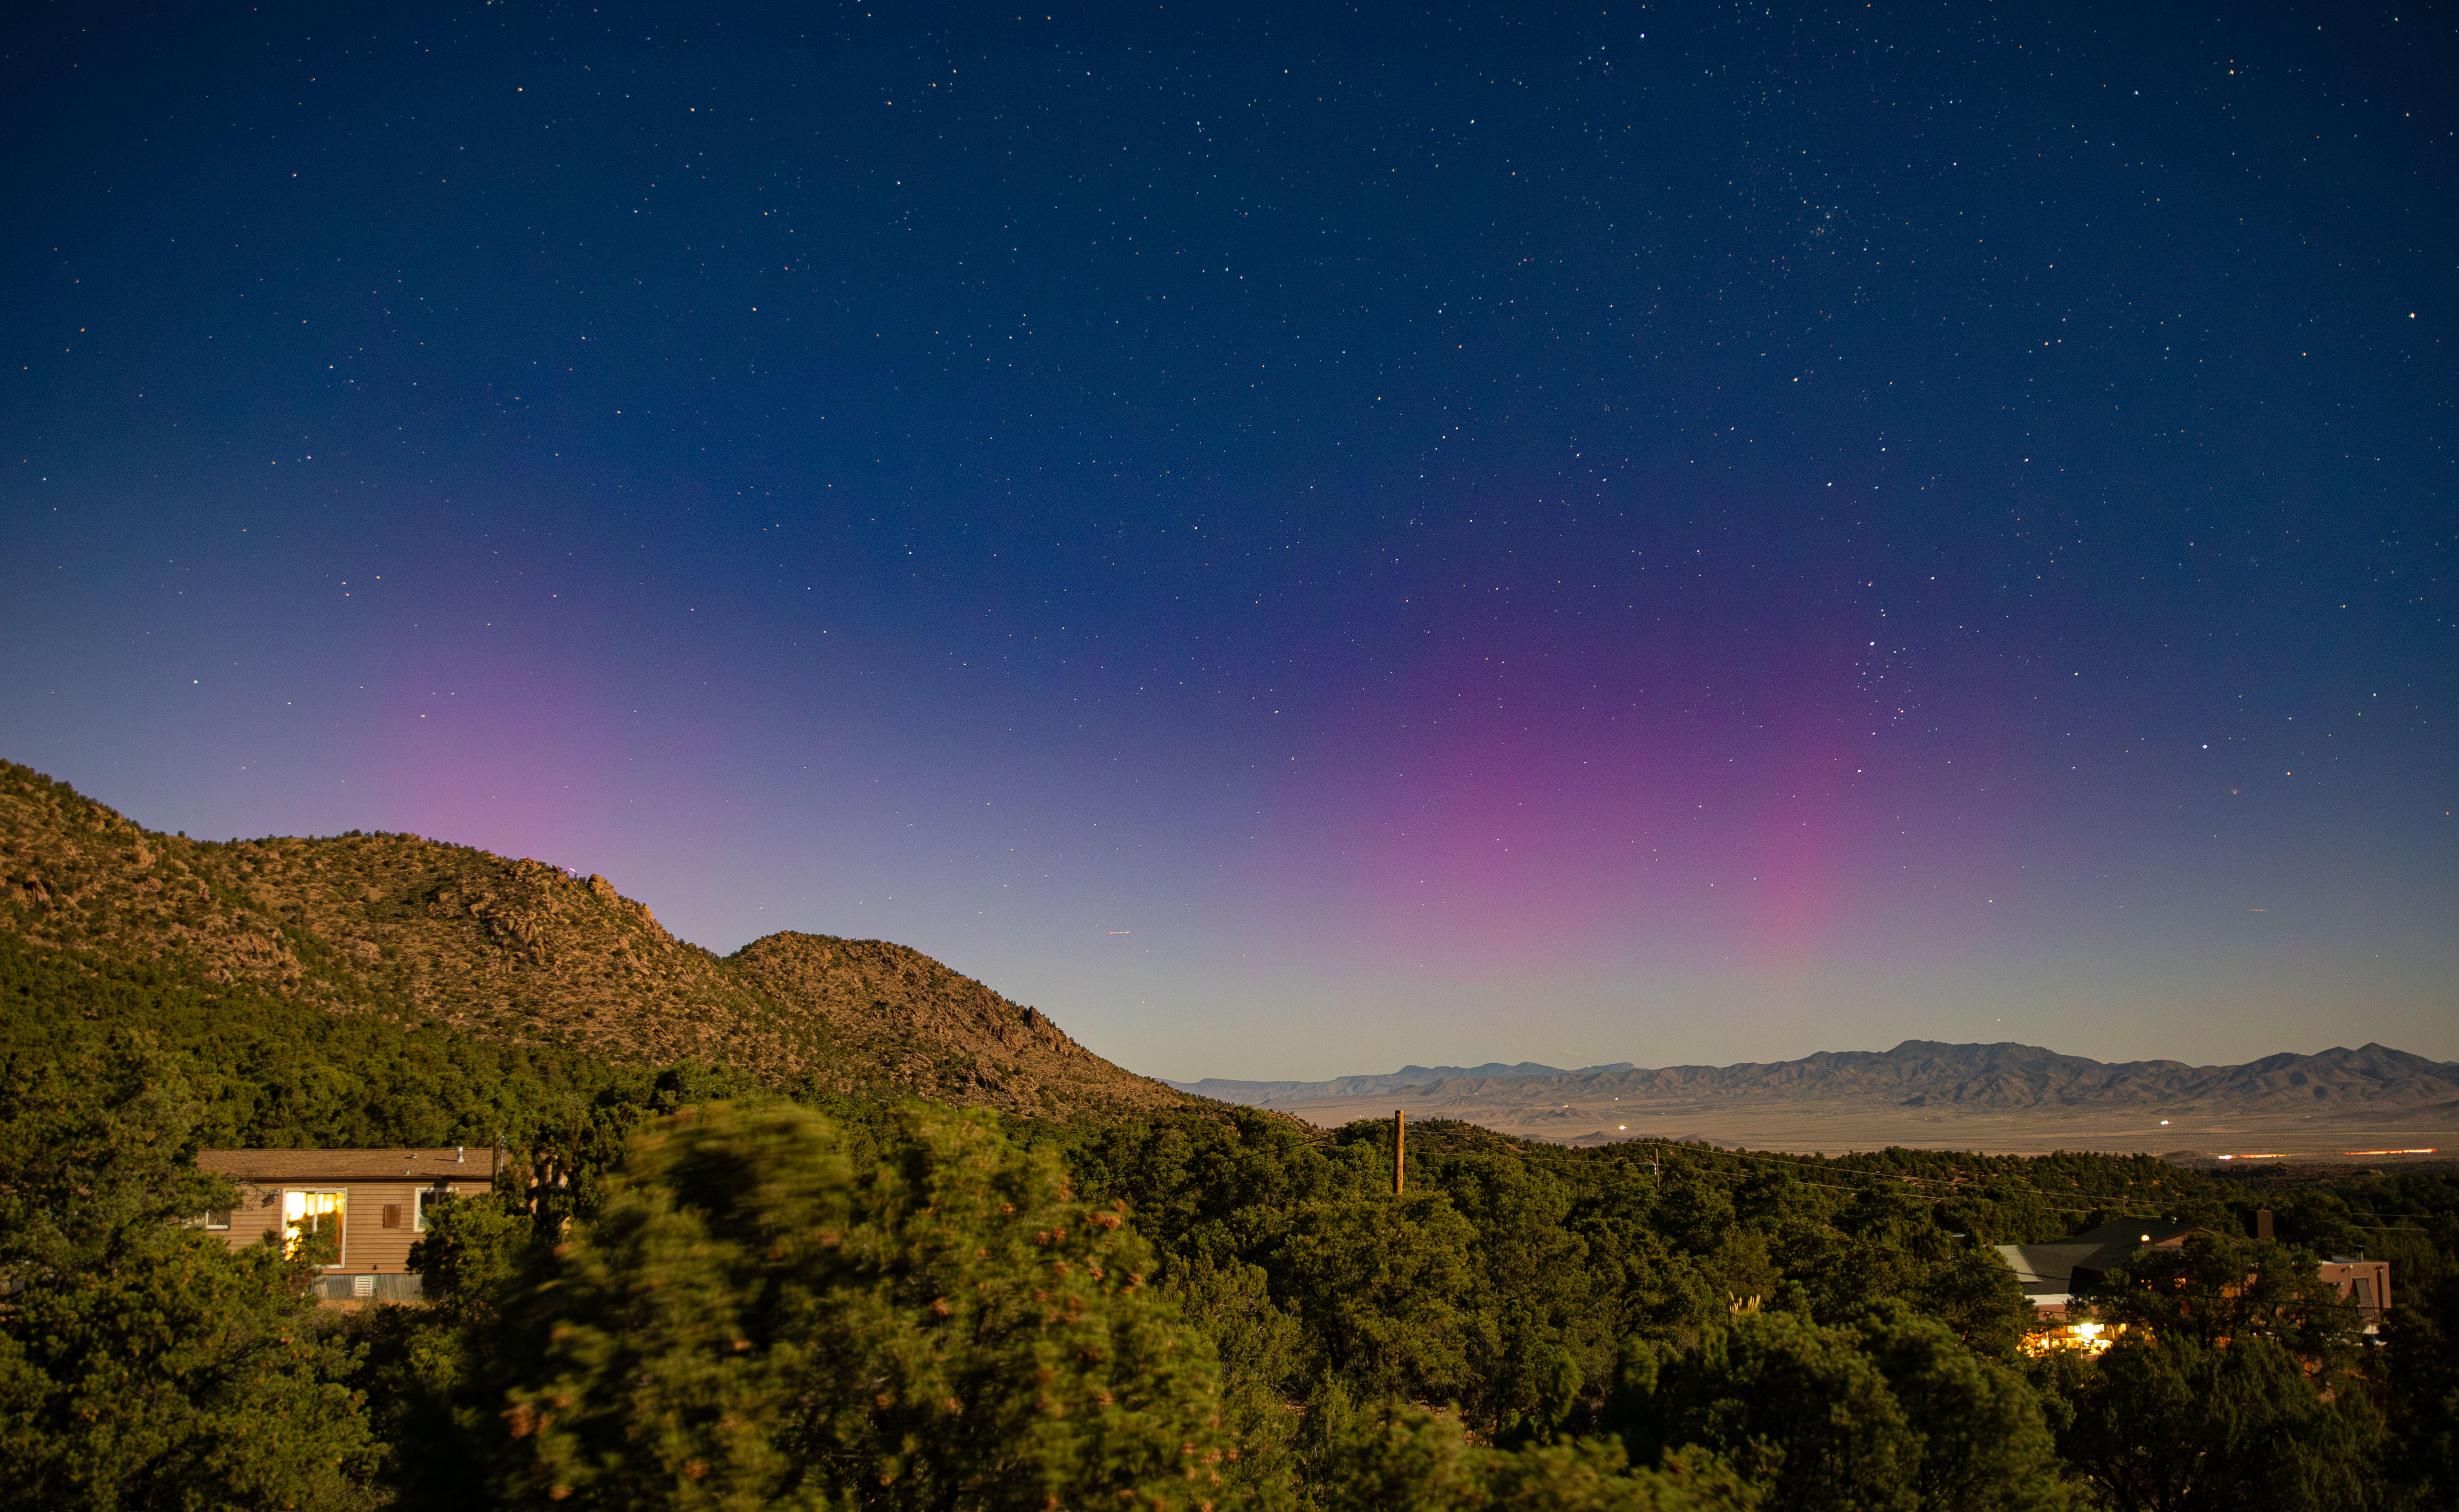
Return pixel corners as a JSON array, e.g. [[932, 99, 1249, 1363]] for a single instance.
[[13, 755, 2448, 1149], [1175, 1061, 1640, 1102], [1172, 1039, 2459, 1123]]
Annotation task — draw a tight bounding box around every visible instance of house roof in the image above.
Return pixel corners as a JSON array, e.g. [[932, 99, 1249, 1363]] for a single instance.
[[1994, 1242, 2115, 1291], [2068, 1218, 2203, 1248], [197, 1147, 499, 1183], [1994, 1221, 2216, 1295]]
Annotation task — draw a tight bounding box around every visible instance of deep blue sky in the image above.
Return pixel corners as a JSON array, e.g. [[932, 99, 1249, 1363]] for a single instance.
[[4, 0, 2452, 1079]]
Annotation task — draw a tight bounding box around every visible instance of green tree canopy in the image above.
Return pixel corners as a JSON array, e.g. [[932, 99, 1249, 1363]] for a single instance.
[[0, 1036, 379, 1512], [2046, 1330, 2383, 1512], [1323, 1404, 1757, 1512], [1613, 1305, 2071, 1512], [2095, 1233, 2366, 1368], [486, 1102, 1239, 1510]]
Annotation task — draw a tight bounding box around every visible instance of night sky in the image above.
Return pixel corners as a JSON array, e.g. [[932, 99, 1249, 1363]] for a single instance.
[[5, 1, 2453, 1080]]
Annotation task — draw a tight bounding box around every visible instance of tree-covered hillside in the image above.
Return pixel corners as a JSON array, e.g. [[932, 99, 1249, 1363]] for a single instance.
[[7, 762, 2456, 1508], [8, 924, 2457, 1509], [0, 760, 1186, 1117]]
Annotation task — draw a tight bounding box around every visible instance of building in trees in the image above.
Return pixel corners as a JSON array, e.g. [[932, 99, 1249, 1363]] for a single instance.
[[2315, 1255, 2393, 1328], [1996, 1218, 2208, 1328], [196, 1146, 499, 1300], [1997, 1217, 2392, 1353]]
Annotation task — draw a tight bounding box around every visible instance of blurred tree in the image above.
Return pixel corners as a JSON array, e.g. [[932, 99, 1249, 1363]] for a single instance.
[[487, 1102, 1237, 1510]]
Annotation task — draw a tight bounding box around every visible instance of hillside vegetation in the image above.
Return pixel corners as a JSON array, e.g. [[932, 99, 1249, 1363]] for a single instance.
[[6, 757, 2459, 1510], [0, 760, 1184, 1119]]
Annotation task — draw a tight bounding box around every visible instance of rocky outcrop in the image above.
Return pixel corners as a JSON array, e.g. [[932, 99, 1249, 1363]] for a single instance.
[[726, 933, 1181, 1112], [0, 761, 1189, 1119]]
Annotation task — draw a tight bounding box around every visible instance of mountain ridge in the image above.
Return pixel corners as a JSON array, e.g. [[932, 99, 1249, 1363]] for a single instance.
[[13, 756, 2444, 1141], [1172, 1037, 2459, 1118], [1175, 1060, 1639, 1101], [0, 760, 1190, 1119]]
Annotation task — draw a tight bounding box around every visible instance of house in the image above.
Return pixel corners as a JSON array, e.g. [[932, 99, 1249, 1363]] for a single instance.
[[196, 1146, 500, 1302], [1995, 1218, 2205, 1321], [1995, 1214, 2393, 1350], [2317, 1255, 2393, 1325]]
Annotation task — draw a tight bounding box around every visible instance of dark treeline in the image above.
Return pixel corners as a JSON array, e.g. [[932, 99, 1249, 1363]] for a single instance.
[[4, 938, 2456, 1509]]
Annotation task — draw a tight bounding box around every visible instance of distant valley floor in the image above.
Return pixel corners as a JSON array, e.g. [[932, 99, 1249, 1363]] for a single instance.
[[1247, 1091, 2454, 1157]]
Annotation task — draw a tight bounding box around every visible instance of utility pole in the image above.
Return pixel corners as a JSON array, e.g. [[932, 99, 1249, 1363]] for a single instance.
[[1393, 1109, 1406, 1196]]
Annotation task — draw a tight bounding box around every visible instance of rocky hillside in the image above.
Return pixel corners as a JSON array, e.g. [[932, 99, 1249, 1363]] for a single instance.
[[0, 761, 1190, 1120]]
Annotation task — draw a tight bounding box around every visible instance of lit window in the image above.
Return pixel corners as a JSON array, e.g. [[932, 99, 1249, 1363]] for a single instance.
[[282, 1190, 345, 1265]]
